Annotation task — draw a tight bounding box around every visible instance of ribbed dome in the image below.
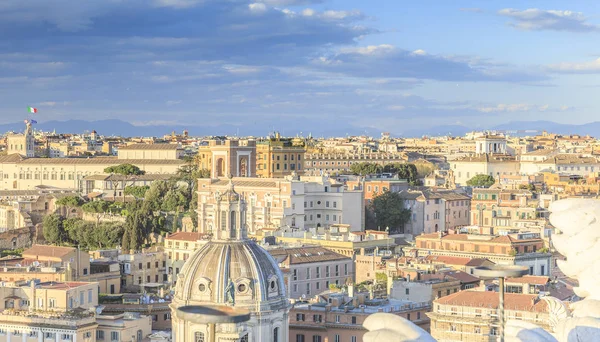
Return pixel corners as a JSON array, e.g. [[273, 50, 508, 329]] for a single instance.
[[174, 240, 288, 312]]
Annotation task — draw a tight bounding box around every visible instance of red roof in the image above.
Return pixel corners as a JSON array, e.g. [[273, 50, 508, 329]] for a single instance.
[[166, 232, 207, 242], [505, 276, 550, 286], [435, 290, 549, 313]]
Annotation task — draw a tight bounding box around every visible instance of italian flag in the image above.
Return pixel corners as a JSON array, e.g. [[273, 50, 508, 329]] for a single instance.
[[28, 106, 37, 113]]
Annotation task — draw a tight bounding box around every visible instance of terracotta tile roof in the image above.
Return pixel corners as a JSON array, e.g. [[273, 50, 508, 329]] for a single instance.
[[465, 258, 494, 267], [425, 255, 472, 266], [119, 143, 181, 150], [166, 232, 209, 242], [435, 290, 549, 313], [505, 276, 550, 286], [441, 270, 480, 284], [269, 246, 349, 264], [22, 245, 76, 259], [0, 154, 24, 163]]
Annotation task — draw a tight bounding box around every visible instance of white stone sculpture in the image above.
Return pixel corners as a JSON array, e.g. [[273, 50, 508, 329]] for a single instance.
[[363, 198, 600, 342]]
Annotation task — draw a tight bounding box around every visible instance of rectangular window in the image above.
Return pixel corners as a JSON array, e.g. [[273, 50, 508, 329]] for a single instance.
[[306, 283, 310, 295], [306, 268, 311, 279], [344, 264, 348, 275], [326, 201, 330, 207], [88, 289, 93, 303], [296, 335, 305, 342], [97, 331, 105, 340], [111, 332, 119, 341], [351, 316, 356, 324]]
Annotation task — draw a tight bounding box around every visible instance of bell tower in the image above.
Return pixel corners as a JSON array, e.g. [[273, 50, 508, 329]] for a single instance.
[[212, 177, 248, 241]]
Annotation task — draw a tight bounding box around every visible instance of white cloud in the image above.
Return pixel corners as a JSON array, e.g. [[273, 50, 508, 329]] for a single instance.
[[411, 49, 427, 56], [166, 100, 182, 105], [387, 105, 405, 111], [460, 8, 483, 13], [153, 0, 205, 9], [222, 65, 262, 74], [302, 8, 315, 17], [37, 101, 71, 107], [547, 58, 600, 73], [498, 8, 600, 32], [248, 3, 267, 13], [476, 103, 551, 113]]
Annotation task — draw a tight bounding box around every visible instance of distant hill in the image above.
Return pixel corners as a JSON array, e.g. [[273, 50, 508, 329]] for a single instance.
[[2, 119, 599, 138]]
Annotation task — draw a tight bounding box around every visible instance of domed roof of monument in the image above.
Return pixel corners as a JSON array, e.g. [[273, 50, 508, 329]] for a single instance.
[[174, 240, 288, 312]]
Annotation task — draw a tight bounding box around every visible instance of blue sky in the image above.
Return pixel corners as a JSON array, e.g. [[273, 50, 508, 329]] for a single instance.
[[0, 0, 599, 136]]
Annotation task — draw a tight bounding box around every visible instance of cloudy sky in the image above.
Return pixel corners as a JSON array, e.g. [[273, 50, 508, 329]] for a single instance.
[[1, 0, 599, 136]]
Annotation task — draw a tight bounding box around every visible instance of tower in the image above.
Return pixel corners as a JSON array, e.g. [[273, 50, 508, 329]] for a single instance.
[[171, 177, 289, 341], [7, 121, 35, 157]]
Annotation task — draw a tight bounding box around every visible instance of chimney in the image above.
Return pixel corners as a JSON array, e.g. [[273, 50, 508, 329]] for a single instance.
[[348, 284, 355, 298]]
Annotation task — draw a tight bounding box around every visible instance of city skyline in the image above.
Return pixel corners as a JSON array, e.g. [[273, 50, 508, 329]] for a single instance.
[[1, 0, 599, 136]]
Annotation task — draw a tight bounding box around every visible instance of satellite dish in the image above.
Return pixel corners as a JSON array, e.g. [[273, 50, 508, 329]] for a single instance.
[[15, 264, 21, 267], [33, 261, 40, 267], [95, 305, 105, 315]]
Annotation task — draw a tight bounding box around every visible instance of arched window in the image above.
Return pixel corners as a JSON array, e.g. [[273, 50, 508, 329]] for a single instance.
[[273, 327, 279, 342], [195, 332, 205, 342]]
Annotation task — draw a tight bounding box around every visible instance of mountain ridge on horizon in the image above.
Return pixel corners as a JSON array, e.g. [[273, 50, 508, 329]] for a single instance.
[[1, 119, 599, 138]]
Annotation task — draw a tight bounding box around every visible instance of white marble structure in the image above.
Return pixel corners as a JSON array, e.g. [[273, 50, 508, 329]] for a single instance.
[[170, 178, 290, 342], [363, 198, 600, 342]]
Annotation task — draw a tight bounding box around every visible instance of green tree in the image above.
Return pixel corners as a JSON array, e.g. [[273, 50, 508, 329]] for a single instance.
[[55, 195, 84, 218], [82, 200, 111, 227], [370, 190, 411, 233], [396, 164, 419, 186], [123, 212, 146, 252], [42, 214, 66, 244], [467, 174, 495, 188], [104, 164, 145, 176], [350, 162, 382, 176], [124, 185, 150, 199], [55, 196, 83, 208]]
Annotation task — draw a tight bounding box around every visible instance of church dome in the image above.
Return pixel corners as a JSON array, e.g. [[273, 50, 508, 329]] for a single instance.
[[173, 239, 288, 312]]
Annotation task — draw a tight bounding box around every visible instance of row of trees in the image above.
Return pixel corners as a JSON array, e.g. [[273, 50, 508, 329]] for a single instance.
[[349, 162, 425, 186]]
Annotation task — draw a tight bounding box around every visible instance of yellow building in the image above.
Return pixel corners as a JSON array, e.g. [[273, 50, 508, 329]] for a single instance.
[[0, 245, 121, 294], [0, 279, 152, 342], [164, 232, 209, 284], [428, 290, 551, 341], [256, 133, 306, 178]]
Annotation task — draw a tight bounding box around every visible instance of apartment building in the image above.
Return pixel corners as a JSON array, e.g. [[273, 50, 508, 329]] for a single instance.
[[470, 188, 548, 228], [428, 290, 552, 341], [0, 279, 152, 342], [117, 143, 183, 160], [389, 277, 462, 303], [290, 291, 430, 342], [450, 154, 520, 185], [265, 227, 398, 258], [414, 231, 551, 276], [198, 176, 363, 232], [164, 232, 209, 284], [118, 246, 167, 291], [268, 246, 353, 300], [399, 190, 471, 236], [256, 133, 306, 178], [0, 245, 121, 294], [304, 152, 405, 175]]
